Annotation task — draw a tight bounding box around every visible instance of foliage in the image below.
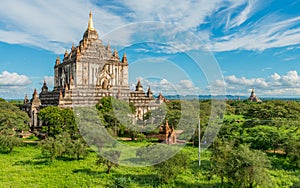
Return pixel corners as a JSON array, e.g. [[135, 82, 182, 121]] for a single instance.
[[210, 139, 234, 185], [211, 140, 272, 187], [0, 129, 22, 153], [38, 106, 77, 137], [136, 144, 178, 165], [112, 177, 132, 188], [153, 152, 189, 183], [143, 105, 167, 126], [40, 136, 64, 160], [96, 97, 137, 139], [0, 143, 299, 187], [226, 145, 272, 188], [291, 178, 300, 188], [244, 125, 284, 151], [0, 100, 29, 130], [40, 133, 87, 160], [284, 134, 300, 169], [136, 133, 146, 142], [96, 150, 121, 174], [0, 100, 28, 152], [1, 99, 300, 187]]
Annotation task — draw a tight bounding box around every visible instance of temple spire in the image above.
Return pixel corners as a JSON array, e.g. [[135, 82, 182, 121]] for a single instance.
[[23, 94, 29, 104], [113, 48, 119, 58], [71, 43, 75, 51], [42, 80, 48, 92], [55, 56, 60, 65], [33, 89, 38, 98], [83, 11, 98, 40], [147, 86, 153, 98], [135, 79, 143, 91], [248, 88, 261, 102], [107, 41, 111, 53], [122, 52, 128, 63], [88, 11, 94, 30], [64, 50, 68, 58]]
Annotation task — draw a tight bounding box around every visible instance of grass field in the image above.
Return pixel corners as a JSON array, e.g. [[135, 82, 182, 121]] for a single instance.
[[0, 142, 299, 187]]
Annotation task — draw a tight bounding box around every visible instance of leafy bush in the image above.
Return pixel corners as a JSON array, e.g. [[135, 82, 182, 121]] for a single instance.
[[211, 140, 273, 188], [0, 129, 22, 153], [40, 133, 87, 160], [96, 150, 121, 174], [153, 152, 189, 183], [136, 133, 146, 142], [111, 177, 132, 188]]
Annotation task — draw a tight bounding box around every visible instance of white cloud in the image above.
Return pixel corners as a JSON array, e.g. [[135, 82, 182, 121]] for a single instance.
[[0, 71, 31, 86], [120, 0, 224, 29], [0, 0, 128, 54], [175, 80, 201, 95], [42, 76, 54, 88], [227, 0, 257, 29], [0, 86, 34, 99], [208, 14, 300, 52], [281, 70, 300, 86], [178, 80, 194, 89], [270, 72, 281, 81], [210, 70, 300, 96], [0, 0, 299, 54]]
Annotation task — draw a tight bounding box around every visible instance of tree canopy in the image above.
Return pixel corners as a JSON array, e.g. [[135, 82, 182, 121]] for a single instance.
[[38, 106, 77, 137], [0, 99, 29, 152]]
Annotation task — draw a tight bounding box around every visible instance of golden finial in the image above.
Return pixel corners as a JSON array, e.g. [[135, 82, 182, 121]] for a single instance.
[[88, 11, 94, 30]]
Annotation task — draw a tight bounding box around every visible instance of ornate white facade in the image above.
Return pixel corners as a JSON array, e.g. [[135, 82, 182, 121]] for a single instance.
[[24, 12, 166, 129]]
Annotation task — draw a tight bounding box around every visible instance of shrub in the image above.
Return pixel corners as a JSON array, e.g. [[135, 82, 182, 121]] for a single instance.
[[153, 152, 189, 183]]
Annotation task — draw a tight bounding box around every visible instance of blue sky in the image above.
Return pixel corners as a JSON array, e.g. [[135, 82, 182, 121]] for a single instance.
[[1, 0, 300, 99]]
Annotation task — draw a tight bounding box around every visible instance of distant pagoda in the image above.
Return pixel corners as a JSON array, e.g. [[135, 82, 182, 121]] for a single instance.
[[248, 88, 261, 102]]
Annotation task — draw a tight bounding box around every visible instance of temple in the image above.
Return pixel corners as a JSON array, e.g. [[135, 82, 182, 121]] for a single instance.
[[23, 12, 166, 129], [248, 88, 262, 102]]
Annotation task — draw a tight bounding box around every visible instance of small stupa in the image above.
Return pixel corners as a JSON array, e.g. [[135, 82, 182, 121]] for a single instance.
[[248, 88, 262, 102]]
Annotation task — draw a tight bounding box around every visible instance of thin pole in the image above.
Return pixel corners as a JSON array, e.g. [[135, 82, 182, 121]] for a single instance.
[[198, 118, 201, 166]]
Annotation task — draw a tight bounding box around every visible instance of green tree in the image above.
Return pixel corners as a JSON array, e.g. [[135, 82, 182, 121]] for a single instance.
[[38, 106, 77, 137], [64, 137, 88, 160], [211, 140, 272, 187], [0, 100, 29, 152], [153, 152, 189, 183], [40, 136, 65, 160], [96, 97, 135, 138], [96, 150, 121, 174], [0, 128, 22, 153], [38, 106, 63, 136], [283, 131, 300, 168], [0, 100, 29, 130], [226, 145, 272, 188], [210, 139, 234, 186], [40, 132, 87, 160], [244, 125, 284, 151]]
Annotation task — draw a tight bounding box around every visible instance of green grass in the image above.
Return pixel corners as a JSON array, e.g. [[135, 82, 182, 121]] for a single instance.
[[0, 143, 299, 187], [0, 146, 109, 187]]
